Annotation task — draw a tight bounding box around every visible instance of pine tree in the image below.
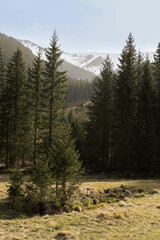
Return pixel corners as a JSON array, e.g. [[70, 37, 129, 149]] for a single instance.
[[114, 33, 137, 171], [43, 31, 67, 152], [86, 56, 114, 172]]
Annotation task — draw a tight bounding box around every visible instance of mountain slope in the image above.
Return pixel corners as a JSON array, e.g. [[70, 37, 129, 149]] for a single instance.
[[0, 33, 35, 67], [62, 51, 154, 75], [0, 34, 95, 80], [18, 39, 154, 75], [18, 39, 95, 80]]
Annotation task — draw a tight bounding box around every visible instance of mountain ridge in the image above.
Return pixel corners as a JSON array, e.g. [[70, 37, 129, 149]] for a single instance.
[[18, 39, 154, 75]]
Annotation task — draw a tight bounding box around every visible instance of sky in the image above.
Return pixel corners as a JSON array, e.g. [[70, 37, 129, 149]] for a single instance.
[[1, 0, 160, 53]]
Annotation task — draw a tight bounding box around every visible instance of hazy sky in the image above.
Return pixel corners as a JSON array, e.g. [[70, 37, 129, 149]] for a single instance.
[[1, 0, 160, 53]]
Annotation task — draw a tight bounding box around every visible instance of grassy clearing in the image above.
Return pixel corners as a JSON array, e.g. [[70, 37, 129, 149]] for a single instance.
[[0, 174, 160, 239]]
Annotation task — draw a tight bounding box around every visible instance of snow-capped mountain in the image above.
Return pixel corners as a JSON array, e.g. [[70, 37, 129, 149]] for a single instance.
[[18, 40, 46, 60], [61, 52, 120, 75], [63, 51, 154, 75], [18, 39, 154, 76], [18, 39, 119, 75]]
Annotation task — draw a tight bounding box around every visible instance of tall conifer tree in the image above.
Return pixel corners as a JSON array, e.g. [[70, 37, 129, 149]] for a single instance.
[[0, 47, 6, 165], [134, 51, 144, 169], [86, 56, 114, 172], [115, 33, 137, 171], [29, 52, 43, 166], [0, 47, 5, 97], [5, 48, 28, 166], [43, 31, 67, 151], [153, 43, 160, 168], [49, 122, 81, 205], [138, 57, 157, 171]]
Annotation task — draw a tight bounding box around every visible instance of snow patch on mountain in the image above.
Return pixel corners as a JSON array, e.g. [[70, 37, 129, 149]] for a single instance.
[[18, 40, 46, 60], [18, 39, 154, 76], [61, 52, 120, 75]]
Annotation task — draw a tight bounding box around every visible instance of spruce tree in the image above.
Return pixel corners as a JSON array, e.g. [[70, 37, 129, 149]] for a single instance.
[[4, 48, 28, 166], [49, 122, 81, 205], [153, 43, 160, 170], [28, 52, 43, 166], [25, 154, 51, 214], [0, 47, 5, 97], [138, 57, 157, 171], [134, 51, 144, 169], [43, 31, 67, 152], [0, 47, 6, 165], [86, 56, 114, 172], [115, 33, 137, 171], [68, 109, 87, 162]]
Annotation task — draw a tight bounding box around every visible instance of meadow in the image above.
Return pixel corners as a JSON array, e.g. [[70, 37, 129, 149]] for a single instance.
[[0, 174, 160, 240]]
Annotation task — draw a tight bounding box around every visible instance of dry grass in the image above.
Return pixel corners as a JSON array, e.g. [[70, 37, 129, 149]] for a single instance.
[[0, 174, 160, 239]]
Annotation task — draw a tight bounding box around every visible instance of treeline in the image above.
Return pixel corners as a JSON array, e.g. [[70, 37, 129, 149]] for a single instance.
[[81, 33, 160, 174]]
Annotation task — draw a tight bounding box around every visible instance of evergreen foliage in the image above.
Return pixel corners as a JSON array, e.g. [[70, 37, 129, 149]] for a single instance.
[[0, 47, 6, 163], [8, 170, 24, 203], [43, 31, 67, 150], [0, 47, 5, 97], [5, 32, 83, 213], [114, 33, 137, 171], [49, 122, 81, 205], [0, 48, 30, 167], [86, 56, 114, 172], [84, 34, 160, 174], [28, 52, 44, 166], [25, 155, 51, 214], [0, 33, 35, 67], [2, 32, 160, 214], [153, 43, 160, 169], [68, 109, 87, 162], [138, 57, 157, 171]]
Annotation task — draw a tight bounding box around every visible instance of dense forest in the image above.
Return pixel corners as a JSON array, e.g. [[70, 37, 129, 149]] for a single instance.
[[1, 32, 160, 174], [1, 31, 160, 213], [0, 32, 83, 212], [84, 33, 160, 174]]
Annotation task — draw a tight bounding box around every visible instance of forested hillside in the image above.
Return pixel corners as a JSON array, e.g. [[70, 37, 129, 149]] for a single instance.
[[67, 77, 94, 104], [0, 33, 35, 66], [0, 33, 94, 104], [1, 33, 160, 174], [1, 30, 160, 221]]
